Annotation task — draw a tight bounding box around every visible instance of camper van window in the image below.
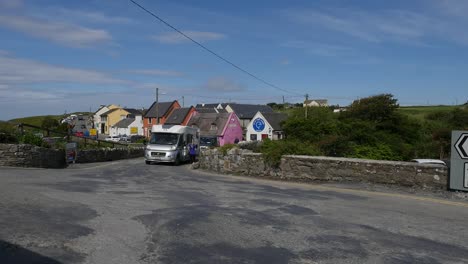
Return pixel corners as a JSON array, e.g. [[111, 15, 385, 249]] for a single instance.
[[150, 133, 179, 145]]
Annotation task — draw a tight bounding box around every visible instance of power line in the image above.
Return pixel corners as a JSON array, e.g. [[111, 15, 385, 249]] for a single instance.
[[128, 0, 301, 96]]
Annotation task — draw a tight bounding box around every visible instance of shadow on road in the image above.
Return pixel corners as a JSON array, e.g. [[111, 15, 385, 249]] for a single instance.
[[0, 240, 63, 264]]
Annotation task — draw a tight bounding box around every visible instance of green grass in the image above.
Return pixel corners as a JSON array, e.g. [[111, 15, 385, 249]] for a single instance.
[[9, 115, 64, 127], [398, 105, 461, 120], [8, 112, 92, 127]]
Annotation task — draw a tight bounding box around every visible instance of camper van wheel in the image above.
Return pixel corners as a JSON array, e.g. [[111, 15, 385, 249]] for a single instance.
[[145, 161, 151, 165]]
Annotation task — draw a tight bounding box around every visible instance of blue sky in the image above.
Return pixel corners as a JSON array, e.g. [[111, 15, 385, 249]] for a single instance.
[[1, 0, 467, 120]]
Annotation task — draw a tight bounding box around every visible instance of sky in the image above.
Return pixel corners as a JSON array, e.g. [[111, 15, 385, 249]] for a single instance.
[[1, 0, 468, 120]]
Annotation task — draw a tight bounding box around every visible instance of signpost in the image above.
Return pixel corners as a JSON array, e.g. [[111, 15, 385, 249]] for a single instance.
[[450, 131, 468, 191]]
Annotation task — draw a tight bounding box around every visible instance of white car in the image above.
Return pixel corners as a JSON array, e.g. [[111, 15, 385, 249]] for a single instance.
[[104, 136, 120, 142]]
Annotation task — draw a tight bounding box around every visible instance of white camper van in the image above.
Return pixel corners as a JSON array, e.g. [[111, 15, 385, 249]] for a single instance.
[[144, 125, 200, 165]]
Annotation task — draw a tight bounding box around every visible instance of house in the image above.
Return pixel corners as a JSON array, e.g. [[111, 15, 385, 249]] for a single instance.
[[246, 111, 288, 141], [143, 100, 180, 137], [109, 108, 144, 136], [94, 104, 119, 134], [303, 99, 328, 107], [225, 103, 274, 137], [100, 108, 139, 135], [165, 106, 196, 126], [188, 112, 243, 147]]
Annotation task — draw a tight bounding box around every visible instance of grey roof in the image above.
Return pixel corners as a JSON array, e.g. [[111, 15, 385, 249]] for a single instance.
[[113, 118, 135, 128], [188, 113, 230, 136], [228, 104, 274, 119], [304, 99, 328, 105], [165, 107, 193, 125], [262, 112, 288, 131], [195, 107, 218, 113], [123, 108, 143, 116], [145, 101, 177, 118]]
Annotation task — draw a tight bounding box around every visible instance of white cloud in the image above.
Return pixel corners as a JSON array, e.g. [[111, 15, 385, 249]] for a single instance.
[[284, 7, 468, 46], [153, 31, 226, 44], [202, 77, 246, 92], [129, 69, 184, 77], [282, 41, 353, 57], [0, 54, 127, 85], [50, 8, 134, 24], [0, 14, 112, 48]]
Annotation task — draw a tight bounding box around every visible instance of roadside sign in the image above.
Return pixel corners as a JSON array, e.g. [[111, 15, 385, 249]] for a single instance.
[[455, 133, 468, 159], [450, 131, 468, 191], [465, 163, 468, 188], [90, 129, 97, 136], [66, 142, 77, 164], [130, 127, 138, 134]]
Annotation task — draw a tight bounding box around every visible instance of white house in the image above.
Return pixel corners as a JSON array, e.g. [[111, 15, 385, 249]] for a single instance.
[[303, 99, 328, 107], [109, 110, 144, 137], [246, 111, 288, 141]]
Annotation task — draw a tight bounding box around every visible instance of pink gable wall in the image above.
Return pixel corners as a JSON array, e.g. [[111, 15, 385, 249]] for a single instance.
[[218, 113, 243, 146]]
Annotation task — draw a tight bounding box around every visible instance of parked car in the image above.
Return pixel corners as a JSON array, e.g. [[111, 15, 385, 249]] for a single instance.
[[104, 136, 120, 142], [411, 159, 446, 166]]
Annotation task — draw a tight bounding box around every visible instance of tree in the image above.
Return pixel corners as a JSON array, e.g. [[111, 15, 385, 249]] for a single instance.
[[41, 116, 59, 136], [343, 94, 399, 123]]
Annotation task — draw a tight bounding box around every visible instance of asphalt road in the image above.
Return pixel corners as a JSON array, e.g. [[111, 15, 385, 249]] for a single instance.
[[1, 158, 468, 264]]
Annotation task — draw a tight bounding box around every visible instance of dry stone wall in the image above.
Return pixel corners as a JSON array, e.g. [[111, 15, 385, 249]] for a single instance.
[[0, 144, 145, 168], [199, 149, 448, 189], [0, 144, 66, 168]]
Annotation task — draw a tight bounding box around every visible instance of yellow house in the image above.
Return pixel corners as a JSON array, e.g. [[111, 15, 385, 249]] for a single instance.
[[100, 108, 131, 134]]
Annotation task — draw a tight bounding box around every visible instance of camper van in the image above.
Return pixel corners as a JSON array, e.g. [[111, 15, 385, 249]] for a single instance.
[[144, 125, 200, 165]]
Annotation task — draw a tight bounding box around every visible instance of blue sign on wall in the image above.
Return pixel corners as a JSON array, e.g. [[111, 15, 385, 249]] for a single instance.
[[252, 118, 265, 132]]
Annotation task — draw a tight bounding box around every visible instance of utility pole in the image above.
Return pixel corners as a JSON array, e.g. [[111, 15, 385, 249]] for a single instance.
[[182, 96, 185, 107], [155, 87, 159, 124], [305, 93, 309, 119], [282, 95, 285, 104]]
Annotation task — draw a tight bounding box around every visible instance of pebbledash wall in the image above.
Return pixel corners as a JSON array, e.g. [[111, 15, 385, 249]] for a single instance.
[[198, 148, 448, 189], [0, 144, 144, 168]]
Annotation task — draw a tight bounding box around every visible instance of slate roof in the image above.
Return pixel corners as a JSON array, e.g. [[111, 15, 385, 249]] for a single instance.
[[165, 107, 193, 125], [262, 112, 288, 131], [188, 113, 230, 136], [195, 107, 217, 114], [100, 108, 118, 117], [227, 104, 274, 119], [123, 108, 143, 116], [113, 118, 135, 128], [145, 101, 177, 118]]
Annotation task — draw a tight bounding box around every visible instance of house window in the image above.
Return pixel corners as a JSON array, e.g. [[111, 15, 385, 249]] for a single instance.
[[250, 134, 257, 141], [210, 123, 217, 131], [148, 118, 152, 124]]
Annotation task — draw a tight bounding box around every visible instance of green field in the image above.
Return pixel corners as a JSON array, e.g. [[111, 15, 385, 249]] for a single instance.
[[8, 115, 64, 127], [398, 105, 462, 120]]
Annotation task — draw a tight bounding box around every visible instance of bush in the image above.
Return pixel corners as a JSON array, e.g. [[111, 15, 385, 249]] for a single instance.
[[19, 133, 50, 148], [260, 139, 321, 167], [218, 144, 237, 155]]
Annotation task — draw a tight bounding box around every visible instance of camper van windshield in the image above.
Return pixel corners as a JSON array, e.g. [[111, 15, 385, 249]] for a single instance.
[[150, 133, 179, 145]]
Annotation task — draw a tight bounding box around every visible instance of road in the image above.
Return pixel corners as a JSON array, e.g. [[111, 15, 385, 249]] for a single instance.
[[1, 158, 468, 264]]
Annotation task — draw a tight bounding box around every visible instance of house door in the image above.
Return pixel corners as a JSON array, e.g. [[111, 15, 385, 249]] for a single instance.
[[101, 124, 105, 134], [261, 134, 268, 140]]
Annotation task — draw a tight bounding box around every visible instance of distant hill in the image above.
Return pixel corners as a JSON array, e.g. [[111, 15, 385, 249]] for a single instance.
[[8, 112, 92, 127]]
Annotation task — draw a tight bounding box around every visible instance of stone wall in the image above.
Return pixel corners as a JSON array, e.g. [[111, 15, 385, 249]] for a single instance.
[[0, 144, 66, 168], [198, 149, 448, 189], [76, 147, 144, 163], [0, 144, 145, 168]]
